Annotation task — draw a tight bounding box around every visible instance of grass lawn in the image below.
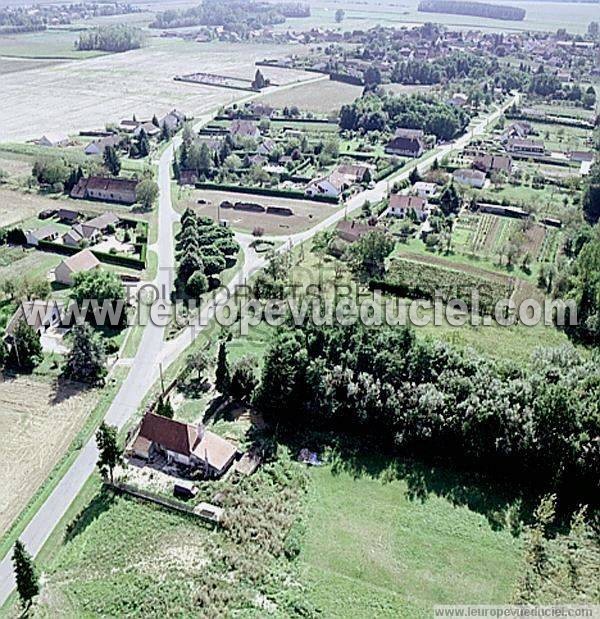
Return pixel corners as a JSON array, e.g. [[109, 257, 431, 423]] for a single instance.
[[300, 458, 522, 618]]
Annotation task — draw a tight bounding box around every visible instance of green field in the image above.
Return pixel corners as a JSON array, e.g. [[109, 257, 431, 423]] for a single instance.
[[300, 458, 522, 617], [0, 29, 105, 59]]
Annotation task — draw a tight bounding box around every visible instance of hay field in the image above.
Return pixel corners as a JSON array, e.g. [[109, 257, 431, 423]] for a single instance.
[[0, 376, 99, 534], [257, 78, 363, 114], [0, 38, 314, 142]]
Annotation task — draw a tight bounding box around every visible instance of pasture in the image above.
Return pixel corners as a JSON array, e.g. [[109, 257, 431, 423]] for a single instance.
[[0, 376, 99, 535], [299, 458, 522, 617]]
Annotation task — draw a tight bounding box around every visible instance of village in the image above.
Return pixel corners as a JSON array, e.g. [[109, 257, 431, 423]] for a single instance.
[[0, 2, 598, 616]]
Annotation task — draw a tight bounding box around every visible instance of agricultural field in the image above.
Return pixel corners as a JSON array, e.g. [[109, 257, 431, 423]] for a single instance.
[[0, 57, 67, 76], [0, 375, 99, 535], [256, 78, 363, 114], [0, 38, 314, 142], [179, 188, 340, 235], [299, 457, 522, 617], [0, 29, 105, 60]]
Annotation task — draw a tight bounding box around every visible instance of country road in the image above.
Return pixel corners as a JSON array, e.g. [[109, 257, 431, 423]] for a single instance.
[[0, 92, 517, 606]]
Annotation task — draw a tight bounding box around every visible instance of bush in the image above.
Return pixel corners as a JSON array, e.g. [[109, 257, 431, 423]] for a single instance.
[[186, 270, 208, 297]]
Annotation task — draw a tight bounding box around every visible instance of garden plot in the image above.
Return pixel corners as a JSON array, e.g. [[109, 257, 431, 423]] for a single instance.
[[0, 376, 99, 534], [183, 189, 339, 235]]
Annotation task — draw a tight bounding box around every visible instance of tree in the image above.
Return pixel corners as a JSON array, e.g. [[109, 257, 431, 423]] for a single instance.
[[8, 319, 42, 372], [439, 182, 460, 216], [103, 145, 121, 176], [587, 21, 599, 39], [409, 166, 421, 185], [72, 269, 126, 327], [185, 349, 209, 382], [582, 85, 596, 110], [12, 540, 39, 608], [137, 128, 150, 157], [156, 394, 174, 418], [215, 339, 230, 394], [582, 163, 600, 224], [335, 8, 345, 23], [229, 355, 258, 402], [347, 230, 395, 279], [178, 253, 204, 287], [95, 422, 121, 483], [186, 269, 209, 297], [136, 178, 159, 209], [64, 323, 107, 383], [252, 69, 266, 90]]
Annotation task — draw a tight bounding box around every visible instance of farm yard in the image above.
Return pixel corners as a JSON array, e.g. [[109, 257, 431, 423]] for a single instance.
[[179, 188, 340, 235], [0, 375, 100, 535]]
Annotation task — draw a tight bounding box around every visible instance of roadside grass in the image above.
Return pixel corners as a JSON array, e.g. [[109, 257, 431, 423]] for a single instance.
[[3, 452, 310, 618], [0, 366, 129, 564], [300, 457, 522, 618]]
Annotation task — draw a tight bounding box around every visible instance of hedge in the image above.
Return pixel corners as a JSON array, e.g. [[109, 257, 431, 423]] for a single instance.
[[194, 182, 339, 204], [37, 240, 146, 270]]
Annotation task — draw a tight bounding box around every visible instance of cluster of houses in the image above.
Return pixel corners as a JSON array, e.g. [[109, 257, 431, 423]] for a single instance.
[[26, 209, 123, 252]]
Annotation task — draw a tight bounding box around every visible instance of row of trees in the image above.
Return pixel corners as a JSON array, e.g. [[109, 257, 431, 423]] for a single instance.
[[176, 209, 238, 296], [255, 321, 599, 506], [75, 24, 144, 53], [339, 92, 469, 141]]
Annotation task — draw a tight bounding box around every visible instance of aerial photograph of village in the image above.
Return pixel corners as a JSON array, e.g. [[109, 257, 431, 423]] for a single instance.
[[0, 0, 598, 616]]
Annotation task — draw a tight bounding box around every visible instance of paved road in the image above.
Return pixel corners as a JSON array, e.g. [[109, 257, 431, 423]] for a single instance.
[[0, 144, 178, 603], [0, 93, 517, 605]]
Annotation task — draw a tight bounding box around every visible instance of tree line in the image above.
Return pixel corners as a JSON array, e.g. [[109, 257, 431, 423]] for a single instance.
[[418, 0, 526, 21], [76, 24, 144, 53], [254, 321, 599, 507], [339, 92, 470, 141]]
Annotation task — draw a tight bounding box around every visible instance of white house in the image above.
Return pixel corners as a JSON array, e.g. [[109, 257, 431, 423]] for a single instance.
[[37, 134, 70, 148], [413, 182, 438, 199], [389, 194, 429, 220], [453, 168, 486, 189]]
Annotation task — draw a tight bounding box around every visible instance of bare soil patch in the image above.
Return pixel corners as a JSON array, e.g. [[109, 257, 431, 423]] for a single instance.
[[0, 375, 99, 534], [184, 188, 339, 235]]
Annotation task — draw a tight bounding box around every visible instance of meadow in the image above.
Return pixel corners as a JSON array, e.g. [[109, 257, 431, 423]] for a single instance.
[[299, 458, 523, 617]]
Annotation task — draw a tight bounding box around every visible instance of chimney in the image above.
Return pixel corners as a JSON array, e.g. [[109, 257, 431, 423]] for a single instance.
[[197, 423, 205, 442]]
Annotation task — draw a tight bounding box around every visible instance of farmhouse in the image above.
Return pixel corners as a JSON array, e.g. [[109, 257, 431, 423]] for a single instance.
[[569, 151, 594, 163], [305, 171, 349, 198], [472, 154, 512, 175], [71, 176, 138, 205], [336, 220, 375, 243], [230, 119, 260, 140], [385, 135, 424, 158], [54, 249, 101, 286], [63, 213, 119, 247], [336, 163, 371, 183], [453, 168, 486, 189], [37, 134, 69, 148], [505, 138, 545, 157], [160, 109, 185, 132], [389, 194, 429, 220], [58, 208, 80, 223], [394, 127, 425, 140], [84, 135, 121, 156], [25, 225, 60, 246], [128, 413, 239, 478]]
